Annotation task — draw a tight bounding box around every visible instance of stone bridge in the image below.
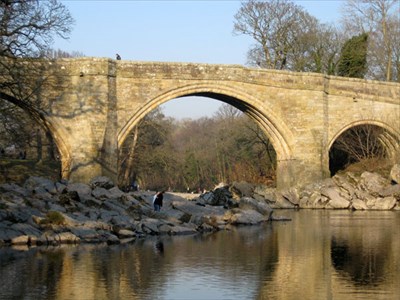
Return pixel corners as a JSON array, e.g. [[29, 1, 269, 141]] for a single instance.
[[1, 58, 400, 189]]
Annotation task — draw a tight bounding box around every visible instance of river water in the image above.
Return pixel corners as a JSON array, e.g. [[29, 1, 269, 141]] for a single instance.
[[0, 210, 399, 300]]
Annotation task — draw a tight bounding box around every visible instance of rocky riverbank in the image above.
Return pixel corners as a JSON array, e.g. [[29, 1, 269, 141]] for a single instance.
[[0, 164, 399, 247], [0, 176, 281, 247], [250, 163, 400, 210]]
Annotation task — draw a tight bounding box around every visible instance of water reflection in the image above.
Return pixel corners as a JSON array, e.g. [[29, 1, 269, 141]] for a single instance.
[[329, 211, 400, 293], [0, 210, 399, 300]]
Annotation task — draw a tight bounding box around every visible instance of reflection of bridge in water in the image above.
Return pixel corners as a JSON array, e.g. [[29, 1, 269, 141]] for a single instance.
[[1, 58, 399, 188], [259, 210, 400, 299], [0, 210, 398, 299]]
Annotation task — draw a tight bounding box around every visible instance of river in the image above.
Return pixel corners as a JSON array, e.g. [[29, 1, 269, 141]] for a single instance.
[[0, 210, 399, 300]]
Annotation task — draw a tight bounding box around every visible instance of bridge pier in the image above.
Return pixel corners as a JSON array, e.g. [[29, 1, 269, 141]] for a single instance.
[[68, 158, 103, 184], [276, 155, 330, 189]]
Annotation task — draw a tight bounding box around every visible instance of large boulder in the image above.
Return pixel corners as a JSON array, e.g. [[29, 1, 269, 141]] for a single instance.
[[239, 197, 273, 219], [226, 208, 267, 225], [358, 171, 389, 196], [199, 186, 232, 206], [372, 196, 397, 210], [230, 181, 254, 199]]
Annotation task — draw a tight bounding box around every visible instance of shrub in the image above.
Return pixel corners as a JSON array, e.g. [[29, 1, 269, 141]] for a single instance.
[[40, 211, 65, 225]]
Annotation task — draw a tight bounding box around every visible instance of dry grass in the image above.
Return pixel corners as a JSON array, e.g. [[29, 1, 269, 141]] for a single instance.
[[339, 158, 394, 178]]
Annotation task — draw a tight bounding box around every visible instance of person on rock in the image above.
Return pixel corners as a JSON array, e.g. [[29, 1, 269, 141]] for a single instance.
[[153, 191, 164, 211]]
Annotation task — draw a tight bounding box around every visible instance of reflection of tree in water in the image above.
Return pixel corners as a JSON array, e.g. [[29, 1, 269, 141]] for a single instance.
[[0, 247, 65, 299], [331, 237, 388, 286]]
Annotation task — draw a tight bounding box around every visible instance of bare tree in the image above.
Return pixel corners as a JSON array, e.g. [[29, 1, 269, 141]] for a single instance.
[[233, 0, 338, 73], [340, 0, 400, 81], [214, 103, 242, 120], [333, 125, 386, 162], [0, 0, 74, 58], [0, 0, 74, 180]]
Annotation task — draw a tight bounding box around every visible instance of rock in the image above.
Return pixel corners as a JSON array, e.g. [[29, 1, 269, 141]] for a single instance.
[[69, 228, 102, 243], [198, 223, 216, 232], [90, 176, 115, 189], [141, 218, 163, 234], [309, 192, 329, 209], [199, 186, 232, 206], [24, 176, 57, 194], [11, 235, 30, 245], [351, 199, 368, 210], [108, 187, 125, 199], [239, 197, 273, 219], [92, 187, 111, 200], [321, 186, 350, 209], [169, 224, 198, 235], [354, 189, 376, 203], [11, 223, 42, 236], [333, 175, 355, 200], [327, 197, 350, 209], [105, 233, 120, 245], [372, 196, 397, 210], [358, 172, 389, 196], [56, 232, 80, 244], [116, 229, 136, 239], [281, 187, 300, 206], [158, 224, 173, 234], [66, 183, 92, 201], [55, 182, 67, 193], [59, 190, 80, 205], [0, 183, 30, 197], [253, 185, 277, 203], [379, 184, 400, 198], [390, 164, 400, 184], [230, 181, 254, 199], [226, 209, 267, 225], [273, 192, 296, 208]]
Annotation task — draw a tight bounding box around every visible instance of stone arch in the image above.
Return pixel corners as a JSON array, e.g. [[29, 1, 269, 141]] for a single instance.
[[328, 119, 400, 174], [118, 83, 295, 162], [0, 92, 72, 179]]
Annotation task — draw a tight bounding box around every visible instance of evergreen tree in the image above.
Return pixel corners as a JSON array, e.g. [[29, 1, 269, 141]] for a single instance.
[[337, 33, 368, 78]]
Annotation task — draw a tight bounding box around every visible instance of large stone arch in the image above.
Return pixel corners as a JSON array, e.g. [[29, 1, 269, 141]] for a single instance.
[[118, 83, 297, 188], [328, 119, 400, 165], [0, 92, 72, 180]]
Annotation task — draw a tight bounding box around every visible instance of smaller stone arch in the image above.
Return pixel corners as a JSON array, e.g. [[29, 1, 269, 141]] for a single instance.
[[328, 120, 400, 174], [0, 92, 72, 180]]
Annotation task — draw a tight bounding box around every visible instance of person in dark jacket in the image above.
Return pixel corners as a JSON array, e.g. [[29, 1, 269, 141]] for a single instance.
[[152, 191, 164, 211]]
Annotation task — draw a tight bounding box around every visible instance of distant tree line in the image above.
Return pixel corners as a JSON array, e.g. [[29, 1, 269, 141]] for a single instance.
[[234, 0, 399, 82], [119, 105, 276, 192]]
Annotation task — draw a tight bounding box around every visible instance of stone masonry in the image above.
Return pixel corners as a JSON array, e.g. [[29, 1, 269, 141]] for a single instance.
[[1, 58, 399, 189]]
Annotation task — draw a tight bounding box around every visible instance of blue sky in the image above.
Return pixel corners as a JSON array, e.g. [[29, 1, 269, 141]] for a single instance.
[[54, 0, 343, 119]]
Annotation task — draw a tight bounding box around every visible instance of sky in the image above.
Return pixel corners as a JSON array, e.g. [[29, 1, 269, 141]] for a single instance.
[[54, 0, 343, 119]]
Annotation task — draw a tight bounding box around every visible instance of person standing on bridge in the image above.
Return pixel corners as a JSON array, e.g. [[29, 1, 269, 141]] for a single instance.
[[152, 191, 164, 211]]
